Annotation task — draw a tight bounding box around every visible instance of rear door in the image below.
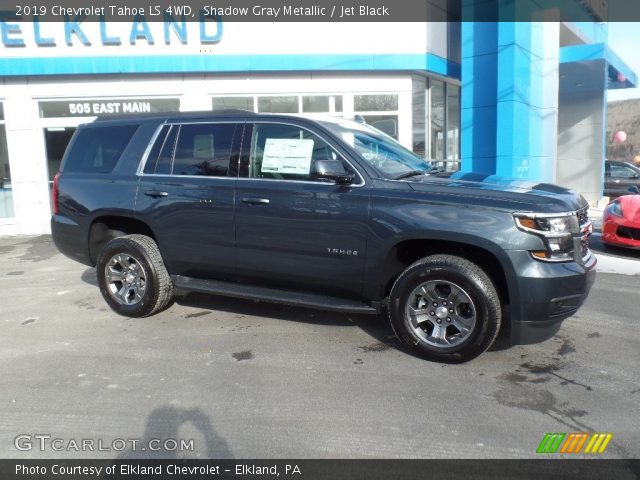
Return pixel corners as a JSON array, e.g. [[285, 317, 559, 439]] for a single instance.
[[234, 121, 370, 298], [136, 122, 241, 278]]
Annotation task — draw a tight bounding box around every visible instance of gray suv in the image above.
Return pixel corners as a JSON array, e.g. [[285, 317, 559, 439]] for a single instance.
[[51, 111, 596, 361]]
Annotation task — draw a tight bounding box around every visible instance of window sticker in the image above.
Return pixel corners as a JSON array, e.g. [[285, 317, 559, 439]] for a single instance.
[[262, 138, 314, 175]]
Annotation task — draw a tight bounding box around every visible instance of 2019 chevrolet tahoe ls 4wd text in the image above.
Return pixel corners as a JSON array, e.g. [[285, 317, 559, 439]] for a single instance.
[[51, 111, 596, 362]]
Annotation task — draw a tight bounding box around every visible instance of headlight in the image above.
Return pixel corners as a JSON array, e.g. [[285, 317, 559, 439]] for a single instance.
[[514, 213, 579, 262], [606, 201, 623, 217]]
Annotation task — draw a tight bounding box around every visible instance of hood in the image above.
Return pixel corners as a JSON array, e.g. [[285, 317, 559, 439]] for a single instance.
[[405, 172, 588, 214], [619, 194, 640, 222]]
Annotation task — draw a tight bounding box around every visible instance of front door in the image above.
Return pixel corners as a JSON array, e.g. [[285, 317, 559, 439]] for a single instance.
[[136, 122, 241, 279], [234, 122, 369, 298]]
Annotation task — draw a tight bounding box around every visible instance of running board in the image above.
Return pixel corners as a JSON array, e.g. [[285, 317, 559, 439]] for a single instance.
[[171, 275, 378, 315]]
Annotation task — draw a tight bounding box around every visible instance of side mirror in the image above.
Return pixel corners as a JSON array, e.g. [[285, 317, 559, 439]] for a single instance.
[[632, 174, 639, 180], [628, 185, 640, 194], [313, 159, 355, 185]]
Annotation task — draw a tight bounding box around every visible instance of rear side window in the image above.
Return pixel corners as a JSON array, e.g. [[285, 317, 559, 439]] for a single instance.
[[172, 123, 236, 177], [143, 125, 177, 175], [63, 125, 138, 173]]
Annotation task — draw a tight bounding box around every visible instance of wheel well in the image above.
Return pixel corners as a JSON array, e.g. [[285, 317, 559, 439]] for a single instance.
[[89, 216, 155, 265], [382, 239, 510, 306]]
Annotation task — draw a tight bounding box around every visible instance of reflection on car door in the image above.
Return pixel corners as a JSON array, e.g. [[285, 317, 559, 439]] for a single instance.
[[136, 122, 241, 278], [234, 122, 370, 298]]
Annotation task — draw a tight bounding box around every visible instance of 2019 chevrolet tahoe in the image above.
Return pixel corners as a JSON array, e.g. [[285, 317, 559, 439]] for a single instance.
[[51, 111, 596, 361]]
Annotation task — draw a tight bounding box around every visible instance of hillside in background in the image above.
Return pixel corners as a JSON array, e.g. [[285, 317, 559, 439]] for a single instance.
[[607, 98, 640, 161]]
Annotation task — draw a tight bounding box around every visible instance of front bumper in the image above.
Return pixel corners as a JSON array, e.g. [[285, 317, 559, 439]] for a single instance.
[[602, 218, 640, 249], [507, 250, 597, 345]]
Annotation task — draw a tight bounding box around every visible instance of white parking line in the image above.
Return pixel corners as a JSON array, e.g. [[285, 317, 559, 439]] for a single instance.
[[591, 232, 640, 275], [595, 254, 640, 275]]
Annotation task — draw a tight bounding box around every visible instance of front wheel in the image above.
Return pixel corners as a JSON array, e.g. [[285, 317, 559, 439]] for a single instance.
[[388, 254, 501, 362], [96, 234, 174, 317]]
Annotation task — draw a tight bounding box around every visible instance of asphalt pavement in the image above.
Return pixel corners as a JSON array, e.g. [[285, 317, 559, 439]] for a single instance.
[[0, 235, 638, 460]]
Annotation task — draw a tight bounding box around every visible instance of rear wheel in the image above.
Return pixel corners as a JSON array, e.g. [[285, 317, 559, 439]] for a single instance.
[[388, 254, 501, 362], [97, 234, 174, 317]]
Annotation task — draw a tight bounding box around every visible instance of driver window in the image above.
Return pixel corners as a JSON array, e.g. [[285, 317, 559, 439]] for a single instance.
[[611, 164, 638, 178], [249, 123, 353, 181]]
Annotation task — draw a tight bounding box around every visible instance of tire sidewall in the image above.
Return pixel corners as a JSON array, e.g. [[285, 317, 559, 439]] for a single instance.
[[389, 260, 498, 361], [97, 238, 159, 317]]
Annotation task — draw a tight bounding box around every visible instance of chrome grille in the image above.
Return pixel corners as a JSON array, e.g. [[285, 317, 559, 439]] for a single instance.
[[577, 206, 590, 227], [617, 226, 640, 241], [577, 206, 593, 261]]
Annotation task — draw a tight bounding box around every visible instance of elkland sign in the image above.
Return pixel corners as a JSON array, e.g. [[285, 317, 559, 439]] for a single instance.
[[0, 12, 431, 76], [0, 14, 224, 48]]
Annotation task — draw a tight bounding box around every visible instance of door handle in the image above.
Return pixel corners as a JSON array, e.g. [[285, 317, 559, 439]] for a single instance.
[[145, 190, 169, 198], [241, 197, 270, 205]]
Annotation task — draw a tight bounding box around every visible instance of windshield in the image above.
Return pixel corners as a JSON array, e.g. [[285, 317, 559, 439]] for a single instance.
[[323, 121, 433, 179]]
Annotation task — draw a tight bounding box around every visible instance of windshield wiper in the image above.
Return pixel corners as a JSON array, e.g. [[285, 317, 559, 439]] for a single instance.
[[394, 170, 428, 180]]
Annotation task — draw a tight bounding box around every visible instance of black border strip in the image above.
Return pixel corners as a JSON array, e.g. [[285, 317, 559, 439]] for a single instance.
[[1, 459, 639, 480]]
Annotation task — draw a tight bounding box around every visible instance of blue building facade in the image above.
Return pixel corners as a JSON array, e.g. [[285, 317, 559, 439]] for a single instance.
[[461, 18, 635, 201], [0, 3, 636, 234]]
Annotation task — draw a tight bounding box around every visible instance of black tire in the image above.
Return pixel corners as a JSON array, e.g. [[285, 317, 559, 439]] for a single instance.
[[96, 234, 174, 317], [388, 254, 501, 362]]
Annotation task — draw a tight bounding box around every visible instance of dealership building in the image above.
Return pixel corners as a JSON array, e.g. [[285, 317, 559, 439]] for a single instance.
[[0, 7, 636, 235]]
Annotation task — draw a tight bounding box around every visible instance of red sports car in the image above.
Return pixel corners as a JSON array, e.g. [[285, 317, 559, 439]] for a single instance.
[[602, 186, 640, 249]]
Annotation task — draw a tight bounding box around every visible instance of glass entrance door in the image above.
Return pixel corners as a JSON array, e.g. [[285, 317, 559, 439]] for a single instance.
[[45, 127, 75, 182], [44, 127, 76, 209]]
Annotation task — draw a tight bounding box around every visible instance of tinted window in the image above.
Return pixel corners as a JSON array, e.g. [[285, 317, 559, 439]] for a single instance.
[[173, 123, 236, 177], [64, 125, 138, 173], [144, 125, 178, 175], [610, 163, 639, 178], [143, 125, 170, 174], [248, 123, 353, 182]]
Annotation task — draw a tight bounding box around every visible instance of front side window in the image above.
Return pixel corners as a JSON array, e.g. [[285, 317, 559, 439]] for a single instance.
[[172, 123, 237, 177], [610, 163, 639, 179], [247, 123, 354, 182]]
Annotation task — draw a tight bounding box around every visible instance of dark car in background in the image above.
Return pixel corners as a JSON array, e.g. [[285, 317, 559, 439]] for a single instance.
[[605, 160, 640, 199]]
